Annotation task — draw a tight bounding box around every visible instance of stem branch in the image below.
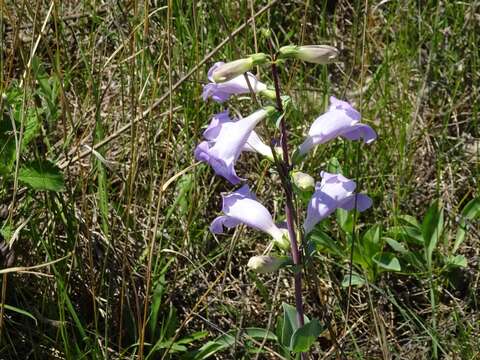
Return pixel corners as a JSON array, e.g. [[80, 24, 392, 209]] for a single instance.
[[270, 61, 305, 333]]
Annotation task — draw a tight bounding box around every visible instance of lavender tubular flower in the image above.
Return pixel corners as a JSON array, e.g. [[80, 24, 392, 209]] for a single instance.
[[195, 109, 271, 184], [304, 172, 372, 234], [202, 62, 267, 103], [204, 111, 274, 158], [210, 185, 288, 246], [298, 96, 377, 156]]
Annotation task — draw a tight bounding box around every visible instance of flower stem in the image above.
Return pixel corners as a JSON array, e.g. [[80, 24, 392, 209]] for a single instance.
[[270, 61, 305, 333]]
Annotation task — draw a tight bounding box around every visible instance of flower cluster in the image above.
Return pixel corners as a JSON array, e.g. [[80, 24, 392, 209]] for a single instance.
[[195, 47, 377, 273]]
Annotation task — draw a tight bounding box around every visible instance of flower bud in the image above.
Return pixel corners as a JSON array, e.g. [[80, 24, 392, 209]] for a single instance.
[[279, 45, 339, 64], [259, 89, 277, 100], [247, 255, 288, 273], [292, 171, 315, 192], [212, 53, 268, 83]]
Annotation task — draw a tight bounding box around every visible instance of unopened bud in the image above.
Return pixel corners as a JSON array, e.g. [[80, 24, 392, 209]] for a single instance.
[[247, 255, 288, 273], [212, 53, 268, 83], [292, 171, 315, 192], [279, 45, 339, 64], [259, 89, 277, 100]]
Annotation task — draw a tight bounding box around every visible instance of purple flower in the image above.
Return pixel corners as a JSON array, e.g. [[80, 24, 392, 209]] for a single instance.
[[202, 62, 267, 103], [304, 171, 372, 234], [195, 109, 270, 184], [210, 185, 287, 245], [298, 96, 377, 156]]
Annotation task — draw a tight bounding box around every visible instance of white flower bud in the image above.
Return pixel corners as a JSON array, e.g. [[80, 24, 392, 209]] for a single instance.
[[212, 53, 268, 83], [247, 255, 288, 273], [292, 171, 315, 192], [279, 45, 339, 64]]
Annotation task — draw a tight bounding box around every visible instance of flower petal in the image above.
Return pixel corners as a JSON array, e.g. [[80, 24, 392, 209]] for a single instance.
[[338, 194, 373, 212], [202, 111, 232, 140], [341, 124, 377, 144], [212, 184, 284, 240], [329, 96, 361, 121], [320, 171, 356, 200], [210, 215, 242, 234], [203, 63, 267, 103], [298, 97, 376, 156], [208, 62, 224, 82], [196, 109, 268, 184], [304, 172, 371, 234], [304, 190, 337, 234]]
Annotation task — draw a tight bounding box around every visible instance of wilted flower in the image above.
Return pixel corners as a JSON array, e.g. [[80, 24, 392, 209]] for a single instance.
[[202, 62, 267, 103], [247, 255, 289, 273], [304, 172, 372, 234], [298, 96, 377, 156], [211, 53, 267, 83], [279, 45, 339, 64], [195, 108, 273, 184], [210, 185, 289, 247]]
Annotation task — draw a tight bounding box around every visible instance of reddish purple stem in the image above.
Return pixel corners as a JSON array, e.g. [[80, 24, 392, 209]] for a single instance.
[[270, 61, 305, 333]]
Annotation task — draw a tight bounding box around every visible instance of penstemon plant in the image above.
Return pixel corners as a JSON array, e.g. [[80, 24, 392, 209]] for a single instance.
[[195, 44, 376, 357]]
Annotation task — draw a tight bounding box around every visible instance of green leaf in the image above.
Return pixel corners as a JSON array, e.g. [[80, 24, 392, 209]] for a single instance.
[[341, 273, 366, 287], [244, 327, 277, 342], [309, 229, 342, 256], [3, 304, 37, 324], [388, 226, 424, 245], [326, 157, 342, 174], [188, 328, 276, 360], [336, 208, 354, 234], [280, 303, 298, 348], [384, 237, 408, 254], [398, 214, 421, 228], [372, 252, 401, 272], [290, 318, 322, 353], [280, 303, 309, 349], [149, 276, 166, 341], [362, 225, 382, 258], [422, 201, 444, 268], [445, 255, 467, 268], [176, 173, 194, 216], [0, 223, 13, 242], [18, 160, 65, 192], [0, 113, 18, 175], [454, 198, 480, 253], [21, 111, 40, 150], [187, 336, 234, 360]]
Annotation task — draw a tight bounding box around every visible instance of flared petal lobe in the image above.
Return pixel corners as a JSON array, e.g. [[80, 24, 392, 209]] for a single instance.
[[195, 109, 271, 184], [298, 96, 376, 156], [210, 185, 285, 241], [202, 62, 267, 103], [304, 172, 372, 234]]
